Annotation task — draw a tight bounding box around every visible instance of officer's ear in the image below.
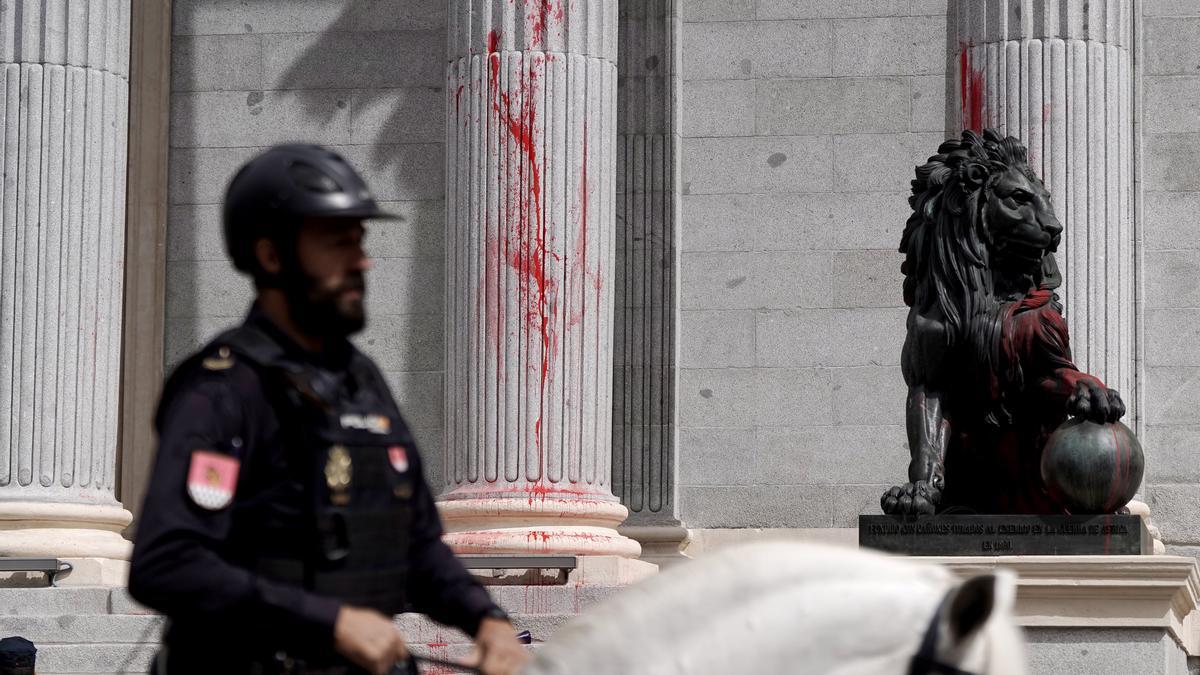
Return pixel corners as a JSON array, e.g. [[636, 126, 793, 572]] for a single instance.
[[254, 237, 283, 276]]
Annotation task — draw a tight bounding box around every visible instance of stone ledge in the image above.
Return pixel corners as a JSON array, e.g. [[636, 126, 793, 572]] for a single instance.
[[618, 525, 692, 569], [681, 527, 859, 557], [925, 555, 1200, 656]]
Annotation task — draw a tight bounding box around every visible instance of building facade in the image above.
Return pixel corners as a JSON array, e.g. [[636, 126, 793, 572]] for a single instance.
[[3, 0, 1200, 671]]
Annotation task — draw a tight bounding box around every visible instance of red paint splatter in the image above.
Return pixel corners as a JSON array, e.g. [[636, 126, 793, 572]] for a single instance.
[[472, 11, 596, 482], [959, 45, 985, 132], [527, 0, 565, 48], [446, 479, 610, 504], [488, 47, 553, 466]]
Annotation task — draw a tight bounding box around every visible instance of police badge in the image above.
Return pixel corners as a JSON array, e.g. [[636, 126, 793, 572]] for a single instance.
[[325, 445, 353, 505]]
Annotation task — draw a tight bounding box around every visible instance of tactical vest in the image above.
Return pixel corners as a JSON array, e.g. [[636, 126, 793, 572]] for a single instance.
[[217, 324, 415, 616]]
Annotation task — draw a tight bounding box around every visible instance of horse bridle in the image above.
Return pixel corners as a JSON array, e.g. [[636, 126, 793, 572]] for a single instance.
[[906, 592, 983, 675]]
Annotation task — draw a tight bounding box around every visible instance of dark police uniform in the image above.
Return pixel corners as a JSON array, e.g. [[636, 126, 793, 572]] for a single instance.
[[130, 305, 501, 673]]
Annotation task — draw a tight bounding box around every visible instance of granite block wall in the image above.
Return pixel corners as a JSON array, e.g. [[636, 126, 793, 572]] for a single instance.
[[1142, 0, 1200, 553], [165, 0, 448, 484], [676, 2, 948, 527]]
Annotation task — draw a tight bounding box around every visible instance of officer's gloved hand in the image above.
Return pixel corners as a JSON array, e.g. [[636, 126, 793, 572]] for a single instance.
[[333, 605, 409, 675], [469, 618, 529, 675]]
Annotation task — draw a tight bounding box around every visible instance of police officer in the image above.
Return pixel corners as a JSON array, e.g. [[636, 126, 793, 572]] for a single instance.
[[129, 144, 529, 675]]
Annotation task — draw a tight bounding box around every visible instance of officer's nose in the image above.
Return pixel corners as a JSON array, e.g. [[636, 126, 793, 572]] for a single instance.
[[353, 246, 372, 272]]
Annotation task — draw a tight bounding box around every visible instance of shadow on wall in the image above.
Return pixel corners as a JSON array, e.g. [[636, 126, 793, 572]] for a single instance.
[[167, 0, 447, 358], [271, 1, 446, 168], [166, 0, 450, 487]]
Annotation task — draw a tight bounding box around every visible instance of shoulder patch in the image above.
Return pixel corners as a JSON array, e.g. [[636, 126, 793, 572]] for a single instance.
[[187, 450, 240, 510], [201, 346, 235, 371]]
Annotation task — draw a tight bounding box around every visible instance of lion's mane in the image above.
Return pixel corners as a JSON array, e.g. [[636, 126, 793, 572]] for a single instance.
[[899, 128, 1045, 409]]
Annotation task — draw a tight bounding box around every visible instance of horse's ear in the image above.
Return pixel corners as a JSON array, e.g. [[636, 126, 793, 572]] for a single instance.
[[946, 571, 1016, 644]]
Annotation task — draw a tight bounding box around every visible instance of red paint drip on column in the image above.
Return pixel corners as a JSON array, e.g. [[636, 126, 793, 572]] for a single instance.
[[488, 44, 554, 469], [959, 46, 985, 132], [526, 0, 565, 49]]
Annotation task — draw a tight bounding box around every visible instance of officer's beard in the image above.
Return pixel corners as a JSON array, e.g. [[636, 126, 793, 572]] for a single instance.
[[282, 266, 367, 340]]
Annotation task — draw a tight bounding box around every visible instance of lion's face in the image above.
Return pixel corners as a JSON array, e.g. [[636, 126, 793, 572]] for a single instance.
[[983, 167, 1063, 276]]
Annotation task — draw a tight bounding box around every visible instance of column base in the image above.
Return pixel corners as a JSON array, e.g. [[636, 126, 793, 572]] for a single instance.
[[0, 501, 133, 563], [439, 496, 642, 558], [618, 525, 692, 569]]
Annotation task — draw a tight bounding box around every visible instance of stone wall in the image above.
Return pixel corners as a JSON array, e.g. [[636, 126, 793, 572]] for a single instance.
[[165, 0, 448, 482], [675, 2, 947, 527], [163, 1, 1196, 539], [1141, 1, 1200, 555]]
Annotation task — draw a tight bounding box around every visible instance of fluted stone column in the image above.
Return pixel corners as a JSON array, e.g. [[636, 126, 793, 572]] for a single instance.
[[611, 0, 690, 566], [952, 0, 1136, 423], [0, 0, 132, 584], [442, 1, 643, 561]]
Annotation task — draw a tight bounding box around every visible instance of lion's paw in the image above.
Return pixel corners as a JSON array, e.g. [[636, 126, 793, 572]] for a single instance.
[[881, 481, 940, 515], [1067, 381, 1125, 424]]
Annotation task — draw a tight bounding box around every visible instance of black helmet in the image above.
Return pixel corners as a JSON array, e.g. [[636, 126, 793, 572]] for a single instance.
[[222, 144, 399, 274], [0, 635, 35, 674]]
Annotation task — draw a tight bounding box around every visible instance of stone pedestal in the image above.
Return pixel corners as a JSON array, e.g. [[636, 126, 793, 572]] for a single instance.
[[932, 555, 1200, 674], [442, 0, 642, 561], [952, 1, 1136, 422], [0, 0, 133, 585], [860, 514, 1152, 555]]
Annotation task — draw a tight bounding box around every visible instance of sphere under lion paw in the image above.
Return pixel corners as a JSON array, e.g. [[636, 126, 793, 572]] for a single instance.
[[1041, 418, 1144, 514]]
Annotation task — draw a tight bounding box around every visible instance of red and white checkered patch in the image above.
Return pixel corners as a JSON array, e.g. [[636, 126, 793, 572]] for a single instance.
[[187, 450, 239, 510]]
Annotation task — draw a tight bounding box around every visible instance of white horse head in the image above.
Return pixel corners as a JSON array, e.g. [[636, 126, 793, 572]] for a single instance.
[[522, 541, 1027, 675]]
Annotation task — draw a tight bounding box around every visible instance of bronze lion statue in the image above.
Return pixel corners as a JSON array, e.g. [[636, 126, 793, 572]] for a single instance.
[[881, 129, 1124, 516]]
